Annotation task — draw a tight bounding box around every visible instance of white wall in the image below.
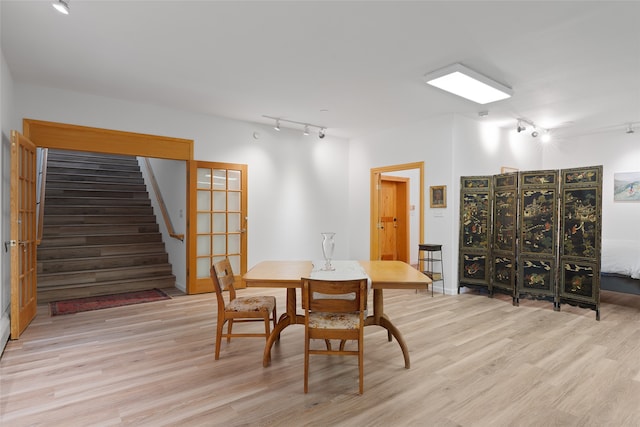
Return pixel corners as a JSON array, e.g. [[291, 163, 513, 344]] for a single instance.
[[349, 114, 544, 294], [139, 157, 187, 291], [12, 83, 352, 269], [542, 130, 640, 242], [1, 46, 16, 352]]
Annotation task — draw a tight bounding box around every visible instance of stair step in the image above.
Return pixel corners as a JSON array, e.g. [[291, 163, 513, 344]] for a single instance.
[[45, 188, 149, 199], [38, 233, 163, 248], [44, 215, 158, 225], [44, 205, 155, 216], [47, 152, 139, 165], [39, 253, 169, 274], [44, 196, 152, 206], [38, 276, 176, 303], [45, 172, 144, 185], [38, 242, 168, 260], [46, 167, 142, 179], [46, 180, 148, 192], [38, 264, 175, 287], [46, 159, 141, 172], [43, 224, 160, 236]]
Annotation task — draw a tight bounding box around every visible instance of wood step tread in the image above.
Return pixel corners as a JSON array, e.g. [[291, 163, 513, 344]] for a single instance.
[[38, 265, 175, 286], [38, 253, 170, 274], [43, 215, 158, 225], [37, 243, 167, 259], [37, 276, 177, 303], [44, 197, 152, 206]]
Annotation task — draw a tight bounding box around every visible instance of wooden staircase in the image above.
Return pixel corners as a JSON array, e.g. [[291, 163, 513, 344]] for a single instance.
[[37, 149, 176, 303]]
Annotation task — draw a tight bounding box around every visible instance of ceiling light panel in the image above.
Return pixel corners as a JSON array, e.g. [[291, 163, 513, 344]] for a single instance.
[[424, 63, 512, 105]]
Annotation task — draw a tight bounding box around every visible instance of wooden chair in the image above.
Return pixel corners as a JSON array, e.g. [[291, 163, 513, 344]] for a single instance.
[[302, 278, 368, 394], [211, 258, 277, 360]]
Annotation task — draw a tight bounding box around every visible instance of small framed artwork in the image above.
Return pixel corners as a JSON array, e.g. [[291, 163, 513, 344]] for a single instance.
[[501, 166, 518, 174], [614, 171, 640, 201], [430, 185, 446, 208]]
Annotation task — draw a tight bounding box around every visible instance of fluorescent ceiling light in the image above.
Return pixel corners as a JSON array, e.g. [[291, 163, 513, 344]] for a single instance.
[[424, 63, 512, 104]]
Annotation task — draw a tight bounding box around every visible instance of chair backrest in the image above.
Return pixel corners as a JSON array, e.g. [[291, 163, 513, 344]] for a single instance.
[[211, 258, 238, 309], [302, 278, 367, 315]]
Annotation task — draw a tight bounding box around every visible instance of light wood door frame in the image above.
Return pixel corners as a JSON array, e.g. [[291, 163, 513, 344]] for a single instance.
[[10, 131, 38, 338], [370, 162, 424, 261], [20, 119, 211, 295]]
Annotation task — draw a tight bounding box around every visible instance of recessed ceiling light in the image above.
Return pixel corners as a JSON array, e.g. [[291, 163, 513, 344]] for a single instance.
[[424, 63, 512, 104]]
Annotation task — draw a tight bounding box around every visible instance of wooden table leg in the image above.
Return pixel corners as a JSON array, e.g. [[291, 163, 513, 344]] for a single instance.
[[263, 287, 301, 367], [364, 288, 411, 369]]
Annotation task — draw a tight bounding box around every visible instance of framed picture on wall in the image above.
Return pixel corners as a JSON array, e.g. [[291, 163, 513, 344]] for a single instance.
[[430, 185, 446, 208], [501, 166, 518, 174], [614, 171, 640, 201]]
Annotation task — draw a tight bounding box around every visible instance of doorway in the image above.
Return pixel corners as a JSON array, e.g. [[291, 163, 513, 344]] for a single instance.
[[20, 119, 247, 297], [370, 162, 424, 264]]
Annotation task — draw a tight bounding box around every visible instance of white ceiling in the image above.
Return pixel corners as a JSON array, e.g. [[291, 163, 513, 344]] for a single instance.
[[2, 1, 639, 140]]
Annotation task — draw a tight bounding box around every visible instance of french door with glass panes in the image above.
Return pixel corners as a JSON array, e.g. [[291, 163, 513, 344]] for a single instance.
[[190, 161, 247, 293]]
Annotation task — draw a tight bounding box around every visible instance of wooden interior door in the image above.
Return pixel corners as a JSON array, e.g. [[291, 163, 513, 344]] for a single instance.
[[379, 175, 409, 262], [370, 162, 424, 262], [189, 161, 248, 293], [10, 131, 38, 338]]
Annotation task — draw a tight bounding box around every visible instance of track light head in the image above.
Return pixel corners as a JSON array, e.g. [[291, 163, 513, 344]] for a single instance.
[[318, 128, 326, 139], [531, 130, 539, 138], [517, 121, 526, 133], [303, 125, 310, 136], [626, 123, 635, 134], [274, 119, 280, 131], [52, 0, 70, 15]]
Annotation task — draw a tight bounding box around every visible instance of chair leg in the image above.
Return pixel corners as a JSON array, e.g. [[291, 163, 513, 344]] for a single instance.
[[264, 315, 270, 342], [227, 319, 233, 343], [358, 335, 364, 394], [215, 320, 224, 360], [304, 332, 310, 393]]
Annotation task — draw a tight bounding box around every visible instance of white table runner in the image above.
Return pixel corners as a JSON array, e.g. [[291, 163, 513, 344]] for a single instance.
[[309, 260, 372, 300]]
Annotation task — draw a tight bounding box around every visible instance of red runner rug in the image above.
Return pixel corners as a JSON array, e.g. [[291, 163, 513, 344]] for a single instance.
[[50, 288, 171, 316]]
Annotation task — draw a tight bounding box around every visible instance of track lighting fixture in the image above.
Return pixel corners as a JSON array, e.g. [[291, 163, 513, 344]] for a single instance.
[[262, 115, 328, 139], [52, 0, 70, 15], [626, 123, 635, 134], [517, 118, 551, 142]]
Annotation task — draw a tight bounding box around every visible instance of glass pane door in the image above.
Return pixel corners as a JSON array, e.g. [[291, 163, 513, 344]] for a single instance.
[[191, 162, 247, 293]]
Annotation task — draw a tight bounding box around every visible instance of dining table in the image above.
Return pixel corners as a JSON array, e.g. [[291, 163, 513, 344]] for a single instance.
[[243, 260, 432, 368]]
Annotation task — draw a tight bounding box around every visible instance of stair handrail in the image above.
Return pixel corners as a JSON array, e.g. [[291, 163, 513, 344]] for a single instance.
[[36, 148, 49, 245], [143, 157, 184, 242]]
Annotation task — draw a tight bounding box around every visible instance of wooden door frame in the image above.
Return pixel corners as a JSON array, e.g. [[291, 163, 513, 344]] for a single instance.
[[21, 119, 201, 293], [370, 162, 424, 261]]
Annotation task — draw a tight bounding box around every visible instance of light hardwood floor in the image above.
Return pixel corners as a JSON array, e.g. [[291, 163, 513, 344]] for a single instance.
[[1, 286, 639, 426]]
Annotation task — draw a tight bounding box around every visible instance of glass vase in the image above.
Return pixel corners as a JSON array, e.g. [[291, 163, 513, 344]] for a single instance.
[[321, 232, 336, 271]]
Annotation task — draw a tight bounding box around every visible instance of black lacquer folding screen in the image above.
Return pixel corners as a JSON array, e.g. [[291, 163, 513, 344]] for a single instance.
[[516, 170, 559, 305], [458, 176, 492, 291], [559, 166, 602, 319], [492, 173, 518, 296], [458, 166, 602, 319]]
